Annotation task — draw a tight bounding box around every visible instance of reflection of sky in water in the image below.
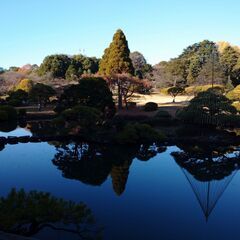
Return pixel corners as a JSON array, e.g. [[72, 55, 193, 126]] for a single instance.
[[0, 130, 240, 239], [0, 128, 31, 137]]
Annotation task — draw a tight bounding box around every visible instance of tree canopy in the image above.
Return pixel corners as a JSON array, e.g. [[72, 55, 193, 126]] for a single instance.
[[38, 54, 99, 79], [29, 83, 56, 104], [15, 79, 33, 93], [60, 77, 115, 117], [152, 40, 240, 88], [130, 51, 152, 79]]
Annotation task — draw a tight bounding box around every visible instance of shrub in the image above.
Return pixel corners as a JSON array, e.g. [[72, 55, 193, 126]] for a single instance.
[[154, 110, 172, 124], [177, 89, 238, 127], [155, 110, 172, 119], [52, 116, 65, 126], [53, 104, 65, 114], [110, 114, 150, 130], [7, 89, 28, 107], [61, 105, 101, 129], [60, 77, 115, 118], [29, 83, 56, 104], [0, 106, 17, 121], [8, 99, 22, 107], [18, 109, 27, 118], [115, 123, 164, 144], [144, 102, 158, 112], [0, 111, 8, 121]]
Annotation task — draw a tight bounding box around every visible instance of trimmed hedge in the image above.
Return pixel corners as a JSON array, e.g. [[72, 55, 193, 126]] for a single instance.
[[0, 105, 17, 121], [144, 102, 158, 112], [0, 111, 8, 121], [115, 123, 165, 144]]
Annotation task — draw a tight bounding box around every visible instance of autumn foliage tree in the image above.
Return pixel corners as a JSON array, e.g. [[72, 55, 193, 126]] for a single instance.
[[106, 73, 151, 108], [15, 79, 34, 93]]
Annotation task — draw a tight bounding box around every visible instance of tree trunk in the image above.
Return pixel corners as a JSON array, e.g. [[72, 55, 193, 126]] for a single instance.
[[117, 81, 123, 110], [124, 97, 128, 110]]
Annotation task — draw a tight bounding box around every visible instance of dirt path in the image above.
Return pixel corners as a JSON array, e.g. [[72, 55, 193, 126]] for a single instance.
[[131, 92, 193, 106]]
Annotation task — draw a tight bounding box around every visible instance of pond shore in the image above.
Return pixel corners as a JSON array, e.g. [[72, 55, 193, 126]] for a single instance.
[[0, 231, 37, 240]]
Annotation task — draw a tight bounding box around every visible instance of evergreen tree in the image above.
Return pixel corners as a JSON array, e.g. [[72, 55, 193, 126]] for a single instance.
[[220, 46, 240, 82], [99, 29, 134, 75], [99, 29, 134, 109], [232, 59, 240, 86]]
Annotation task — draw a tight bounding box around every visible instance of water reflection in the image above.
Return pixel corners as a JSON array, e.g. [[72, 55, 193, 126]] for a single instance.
[[172, 144, 240, 220], [52, 143, 163, 196], [53, 143, 112, 186], [2, 127, 240, 239]]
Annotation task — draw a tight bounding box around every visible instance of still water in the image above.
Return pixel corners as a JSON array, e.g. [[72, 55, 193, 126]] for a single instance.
[[0, 127, 240, 240]]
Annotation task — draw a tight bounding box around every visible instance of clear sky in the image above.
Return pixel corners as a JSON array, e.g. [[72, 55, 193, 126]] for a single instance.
[[1, 0, 239, 68]]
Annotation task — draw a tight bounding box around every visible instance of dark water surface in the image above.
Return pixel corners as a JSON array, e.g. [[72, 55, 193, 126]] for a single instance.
[[1, 128, 240, 240]]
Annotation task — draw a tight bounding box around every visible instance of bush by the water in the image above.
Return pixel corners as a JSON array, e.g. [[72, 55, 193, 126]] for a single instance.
[[155, 110, 172, 119], [60, 77, 115, 117], [115, 123, 164, 144], [177, 88, 240, 127], [0, 105, 17, 122], [110, 114, 150, 130], [144, 102, 158, 112], [143, 110, 173, 126], [61, 105, 101, 129], [7, 89, 28, 107], [18, 109, 27, 118], [0, 111, 8, 121]]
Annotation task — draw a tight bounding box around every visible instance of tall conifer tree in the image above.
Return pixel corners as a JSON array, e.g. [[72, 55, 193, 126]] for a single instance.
[[99, 29, 134, 75], [99, 29, 134, 109]]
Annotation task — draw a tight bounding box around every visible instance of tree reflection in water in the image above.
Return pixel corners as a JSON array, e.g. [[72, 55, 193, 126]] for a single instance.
[[53, 143, 112, 186], [52, 142, 164, 196], [0, 188, 102, 239], [172, 143, 240, 220]]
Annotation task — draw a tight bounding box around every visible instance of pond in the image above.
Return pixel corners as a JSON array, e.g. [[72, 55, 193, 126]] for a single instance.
[[0, 127, 240, 239]]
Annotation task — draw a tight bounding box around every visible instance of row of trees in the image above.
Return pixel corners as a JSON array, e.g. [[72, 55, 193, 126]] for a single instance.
[[154, 41, 240, 88], [2, 30, 240, 111], [38, 54, 99, 80]]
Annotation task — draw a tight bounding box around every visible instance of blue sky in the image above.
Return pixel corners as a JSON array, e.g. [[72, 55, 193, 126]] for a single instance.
[[1, 0, 239, 68]]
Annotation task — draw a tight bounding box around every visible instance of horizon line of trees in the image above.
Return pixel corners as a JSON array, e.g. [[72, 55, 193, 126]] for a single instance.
[[1, 30, 240, 105]]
